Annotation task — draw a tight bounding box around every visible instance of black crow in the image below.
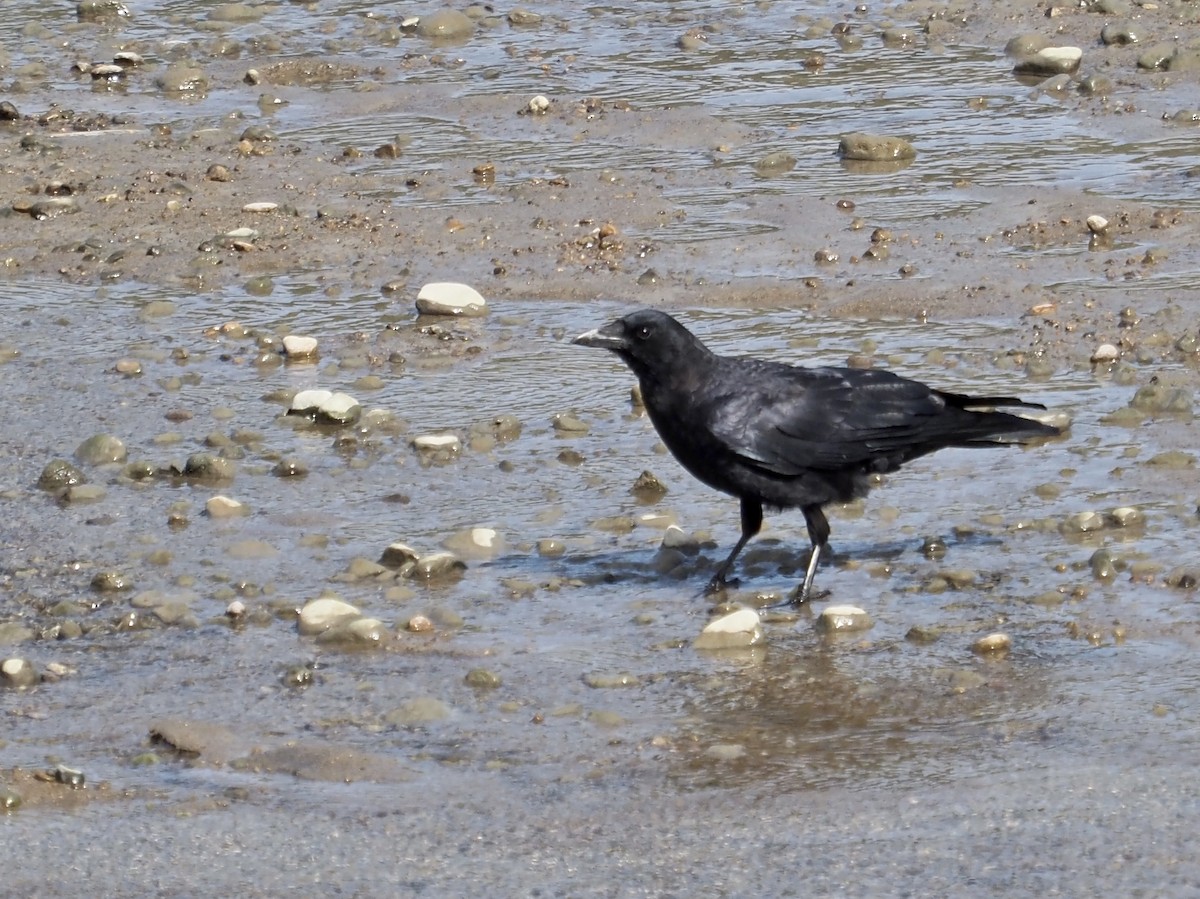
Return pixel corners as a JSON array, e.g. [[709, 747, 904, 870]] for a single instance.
[[573, 309, 1061, 603]]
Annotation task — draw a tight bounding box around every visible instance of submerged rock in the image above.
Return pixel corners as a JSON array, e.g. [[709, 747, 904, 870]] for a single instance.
[[38, 460, 85, 490], [442, 527, 504, 560], [972, 632, 1013, 656], [316, 617, 388, 648], [205, 495, 246, 518], [384, 697, 452, 725], [838, 132, 916, 162], [1, 658, 39, 688], [379, 541, 419, 569], [182, 454, 235, 481], [410, 552, 466, 581], [74, 433, 126, 466], [414, 9, 474, 40]]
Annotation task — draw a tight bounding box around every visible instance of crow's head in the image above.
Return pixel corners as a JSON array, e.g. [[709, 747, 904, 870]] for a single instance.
[[572, 309, 708, 383]]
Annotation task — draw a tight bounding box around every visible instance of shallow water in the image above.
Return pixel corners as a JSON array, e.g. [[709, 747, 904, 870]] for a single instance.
[[3, 0, 1200, 894], [3, 280, 1199, 893]]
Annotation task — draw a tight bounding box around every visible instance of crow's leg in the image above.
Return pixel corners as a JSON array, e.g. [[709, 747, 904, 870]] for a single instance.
[[705, 497, 763, 594], [790, 505, 831, 605]]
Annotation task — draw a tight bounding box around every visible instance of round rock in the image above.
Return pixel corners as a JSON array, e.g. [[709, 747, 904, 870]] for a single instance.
[[316, 392, 361, 425], [289, 389, 333, 413], [415, 282, 487, 317], [1, 658, 39, 688], [1014, 46, 1082, 76], [816, 605, 873, 633], [298, 597, 361, 635], [443, 527, 504, 561], [205, 495, 246, 518], [415, 9, 473, 40], [972, 632, 1013, 656], [694, 608, 764, 650], [838, 133, 916, 162], [282, 335, 319, 358], [74, 434, 127, 466]]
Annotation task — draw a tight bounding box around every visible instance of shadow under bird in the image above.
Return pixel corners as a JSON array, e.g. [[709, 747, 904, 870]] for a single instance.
[[573, 309, 1062, 603]]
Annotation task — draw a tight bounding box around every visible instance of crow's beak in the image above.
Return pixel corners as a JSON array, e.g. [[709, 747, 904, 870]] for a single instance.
[[572, 322, 628, 350]]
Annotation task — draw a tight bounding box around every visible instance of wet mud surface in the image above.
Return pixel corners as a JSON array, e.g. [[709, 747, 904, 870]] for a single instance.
[[2, 0, 1200, 895]]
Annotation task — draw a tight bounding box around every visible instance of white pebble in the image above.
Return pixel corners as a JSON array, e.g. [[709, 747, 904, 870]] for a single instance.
[[289, 388, 332, 412], [282, 335, 318, 357], [415, 282, 487, 317], [412, 433, 462, 453], [817, 604, 873, 632], [298, 596, 361, 635], [205, 495, 245, 518], [1086, 214, 1109, 234], [1, 658, 38, 687], [1091, 343, 1119, 363], [694, 608, 763, 650], [528, 94, 550, 114], [1108, 506, 1144, 528], [242, 202, 278, 213], [972, 632, 1012, 655], [317, 392, 361, 423], [443, 526, 504, 560]]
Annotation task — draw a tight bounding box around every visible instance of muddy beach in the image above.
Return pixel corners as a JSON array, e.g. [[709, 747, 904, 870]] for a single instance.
[[2, 0, 1200, 895]]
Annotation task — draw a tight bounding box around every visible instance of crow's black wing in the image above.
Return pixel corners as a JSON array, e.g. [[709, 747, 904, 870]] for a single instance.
[[704, 362, 965, 476]]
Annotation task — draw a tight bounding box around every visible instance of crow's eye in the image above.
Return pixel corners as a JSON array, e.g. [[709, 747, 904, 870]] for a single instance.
[[635, 325, 652, 340]]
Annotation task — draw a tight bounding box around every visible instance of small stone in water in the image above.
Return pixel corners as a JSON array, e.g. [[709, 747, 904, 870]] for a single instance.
[[205, 495, 246, 518], [1107, 506, 1144, 528], [551, 413, 589, 434], [465, 668, 501, 689], [415, 282, 487, 317], [74, 433, 127, 465], [379, 542, 419, 569], [289, 389, 332, 413], [921, 536, 948, 560], [38, 459, 85, 490], [838, 132, 916, 162], [412, 433, 461, 454], [411, 552, 466, 581], [1091, 343, 1119, 363], [406, 614, 434, 632], [298, 597, 361, 635], [630, 470, 668, 500], [317, 617, 387, 648], [1086, 215, 1109, 234], [282, 335, 318, 358], [527, 94, 550, 114], [316, 393, 361, 425], [972, 632, 1012, 655], [443, 527, 503, 560], [1014, 46, 1082, 76], [816, 605, 872, 632], [694, 608, 764, 650], [1, 658, 39, 688]]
